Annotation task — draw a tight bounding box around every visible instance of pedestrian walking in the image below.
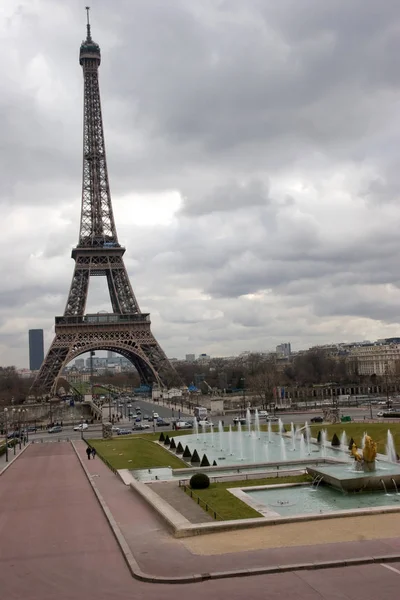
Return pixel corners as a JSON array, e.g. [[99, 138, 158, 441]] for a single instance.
[[86, 446, 91, 460], [91, 448, 96, 459]]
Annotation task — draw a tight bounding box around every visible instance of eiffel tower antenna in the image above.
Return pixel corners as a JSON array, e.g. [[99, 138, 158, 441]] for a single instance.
[[31, 11, 179, 398]]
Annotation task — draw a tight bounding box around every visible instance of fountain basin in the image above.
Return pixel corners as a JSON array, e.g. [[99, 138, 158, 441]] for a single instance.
[[307, 462, 400, 492]]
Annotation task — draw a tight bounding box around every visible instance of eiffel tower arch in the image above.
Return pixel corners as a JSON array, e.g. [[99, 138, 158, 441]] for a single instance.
[[31, 10, 179, 397]]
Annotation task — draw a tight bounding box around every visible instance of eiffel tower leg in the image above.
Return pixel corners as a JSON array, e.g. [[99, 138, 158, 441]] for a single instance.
[[31, 335, 71, 396]]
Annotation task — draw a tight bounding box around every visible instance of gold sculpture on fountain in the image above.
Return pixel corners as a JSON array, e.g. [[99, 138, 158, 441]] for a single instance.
[[350, 435, 377, 472]]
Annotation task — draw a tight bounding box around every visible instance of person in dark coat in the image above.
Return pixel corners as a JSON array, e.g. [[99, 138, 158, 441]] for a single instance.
[[86, 446, 91, 460], [91, 448, 96, 459]]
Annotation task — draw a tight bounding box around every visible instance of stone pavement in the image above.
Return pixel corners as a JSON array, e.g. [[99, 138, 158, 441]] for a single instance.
[[149, 480, 214, 523], [1, 442, 400, 599]]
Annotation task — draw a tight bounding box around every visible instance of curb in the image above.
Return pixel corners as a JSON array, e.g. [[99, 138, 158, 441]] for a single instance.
[[0, 442, 30, 476], [71, 441, 400, 584]]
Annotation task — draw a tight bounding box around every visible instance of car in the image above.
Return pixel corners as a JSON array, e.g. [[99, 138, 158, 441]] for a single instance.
[[144, 414, 150, 420], [48, 426, 63, 433], [310, 416, 324, 423], [27, 426, 37, 433], [7, 431, 21, 439], [136, 408, 141, 414], [117, 428, 132, 435], [74, 423, 89, 431], [111, 426, 120, 433], [135, 416, 142, 422], [156, 419, 169, 426], [152, 412, 159, 419], [198, 420, 214, 428], [127, 404, 132, 408], [133, 423, 150, 430], [258, 411, 268, 417], [233, 417, 247, 425], [377, 411, 384, 417], [175, 421, 193, 430], [266, 415, 279, 422]]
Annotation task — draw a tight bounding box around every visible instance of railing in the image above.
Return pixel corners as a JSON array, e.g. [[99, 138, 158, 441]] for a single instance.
[[180, 485, 223, 520], [55, 313, 150, 326]]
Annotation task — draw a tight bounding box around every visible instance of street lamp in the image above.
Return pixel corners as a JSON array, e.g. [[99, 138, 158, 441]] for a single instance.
[[17, 409, 22, 450], [4, 408, 8, 462], [12, 408, 16, 455], [80, 415, 84, 440]]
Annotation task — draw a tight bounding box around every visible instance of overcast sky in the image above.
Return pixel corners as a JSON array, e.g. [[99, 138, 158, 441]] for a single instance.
[[2, 0, 400, 368]]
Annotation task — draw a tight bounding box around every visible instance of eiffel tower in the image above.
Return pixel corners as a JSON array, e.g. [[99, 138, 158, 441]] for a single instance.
[[31, 9, 178, 396]]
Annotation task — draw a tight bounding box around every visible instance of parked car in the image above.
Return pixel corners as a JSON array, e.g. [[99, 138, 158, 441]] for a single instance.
[[266, 415, 279, 422], [27, 426, 37, 433], [135, 416, 142, 422], [198, 420, 214, 428], [133, 423, 150, 430], [144, 414, 150, 420], [258, 411, 268, 417], [156, 419, 169, 427], [152, 412, 159, 419], [73, 423, 89, 431], [310, 416, 324, 423], [111, 426, 120, 433], [48, 426, 63, 433], [127, 404, 132, 408], [233, 417, 247, 425], [7, 431, 21, 439], [175, 421, 193, 430], [117, 428, 132, 435]]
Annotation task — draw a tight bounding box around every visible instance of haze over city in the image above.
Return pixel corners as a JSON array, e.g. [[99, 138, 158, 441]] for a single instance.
[[2, 0, 400, 368]]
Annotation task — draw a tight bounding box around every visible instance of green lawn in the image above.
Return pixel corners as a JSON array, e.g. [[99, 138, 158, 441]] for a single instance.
[[88, 437, 187, 470], [184, 474, 312, 521], [308, 422, 400, 454]]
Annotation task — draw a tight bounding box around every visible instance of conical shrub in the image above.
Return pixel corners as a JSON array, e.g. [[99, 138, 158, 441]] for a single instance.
[[348, 437, 355, 451], [170, 438, 176, 450], [183, 445, 192, 458], [331, 433, 340, 446], [159, 432, 165, 442], [191, 449, 200, 464], [317, 430, 322, 443], [164, 435, 170, 446], [200, 454, 210, 467], [212, 460, 217, 466], [176, 441, 184, 454]]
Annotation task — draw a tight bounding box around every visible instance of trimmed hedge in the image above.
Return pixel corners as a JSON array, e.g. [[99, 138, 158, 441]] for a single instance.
[[190, 472, 210, 489]]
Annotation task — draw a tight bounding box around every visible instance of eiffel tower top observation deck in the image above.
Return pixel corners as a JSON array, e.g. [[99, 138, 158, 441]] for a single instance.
[[30, 9, 178, 395]]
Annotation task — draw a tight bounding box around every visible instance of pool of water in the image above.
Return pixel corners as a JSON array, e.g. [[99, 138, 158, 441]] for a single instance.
[[308, 461, 400, 480], [245, 485, 400, 517], [175, 431, 343, 466]]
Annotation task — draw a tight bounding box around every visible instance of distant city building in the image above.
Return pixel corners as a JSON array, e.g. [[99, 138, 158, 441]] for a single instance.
[[74, 358, 85, 369], [28, 329, 44, 371], [276, 343, 291, 358], [185, 354, 196, 362], [348, 343, 400, 376], [107, 351, 115, 358], [198, 353, 211, 362]]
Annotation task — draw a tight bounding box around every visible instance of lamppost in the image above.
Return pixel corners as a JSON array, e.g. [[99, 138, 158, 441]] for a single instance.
[[12, 408, 16, 455], [80, 415, 84, 440], [4, 408, 8, 462], [240, 378, 246, 415], [17, 409, 22, 450], [21, 409, 26, 444]]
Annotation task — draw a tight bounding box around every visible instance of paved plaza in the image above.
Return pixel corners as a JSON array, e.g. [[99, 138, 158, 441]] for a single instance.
[[1, 442, 400, 599]]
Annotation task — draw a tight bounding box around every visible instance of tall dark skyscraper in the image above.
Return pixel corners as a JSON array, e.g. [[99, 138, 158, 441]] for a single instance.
[[29, 329, 44, 371]]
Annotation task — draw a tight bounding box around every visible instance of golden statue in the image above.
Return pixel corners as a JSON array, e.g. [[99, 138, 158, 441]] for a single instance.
[[351, 436, 377, 471]]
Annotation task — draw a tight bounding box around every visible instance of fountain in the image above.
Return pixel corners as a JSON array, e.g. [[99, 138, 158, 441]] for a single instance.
[[210, 423, 215, 447], [290, 422, 296, 451], [340, 430, 348, 451], [361, 432, 367, 449], [321, 430, 328, 458], [268, 420, 272, 444], [218, 421, 224, 452], [228, 425, 233, 455], [194, 419, 199, 440], [254, 410, 261, 439], [391, 478, 399, 494], [264, 442, 269, 462], [238, 422, 244, 460], [278, 418, 284, 437], [299, 433, 306, 459], [305, 422, 311, 455], [386, 430, 397, 463], [252, 436, 257, 463], [246, 408, 252, 436], [280, 437, 287, 462], [380, 479, 390, 495]]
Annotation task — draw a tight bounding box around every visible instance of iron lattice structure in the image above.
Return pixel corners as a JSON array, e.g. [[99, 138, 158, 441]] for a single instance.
[[31, 14, 179, 396]]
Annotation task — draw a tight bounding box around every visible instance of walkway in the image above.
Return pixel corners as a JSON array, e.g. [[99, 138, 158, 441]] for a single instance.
[[0, 443, 400, 599]]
